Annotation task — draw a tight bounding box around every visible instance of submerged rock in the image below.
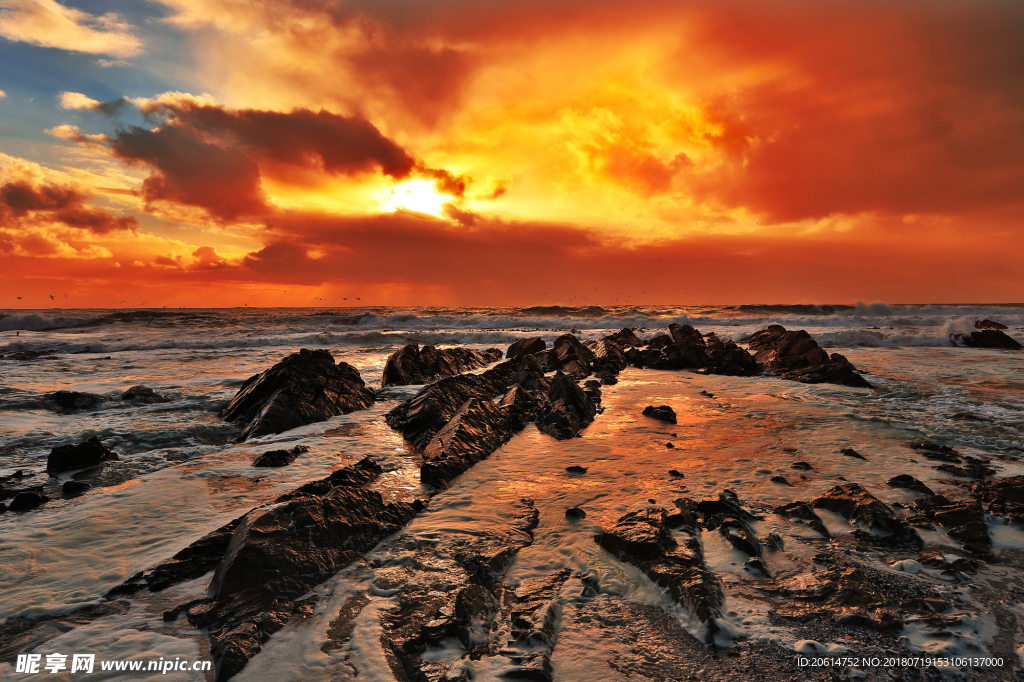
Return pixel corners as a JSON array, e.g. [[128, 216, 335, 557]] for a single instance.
[[774, 502, 831, 538], [46, 436, 119, 474], [120, 385, 171, 403], [252, 445, 309, 468], [47, 390, 110, 410], [222, 348, 375, 441], [381, 343, 502, 387], [62, 481, 92, 497], [746, 325, 873, 388], [887, 474, 934, 495], [642, 405, 677, 424], [377, 501, 559, 682]]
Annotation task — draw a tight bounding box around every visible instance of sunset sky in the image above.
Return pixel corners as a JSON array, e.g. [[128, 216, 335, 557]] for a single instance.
[[1, 0, 1023, 308]]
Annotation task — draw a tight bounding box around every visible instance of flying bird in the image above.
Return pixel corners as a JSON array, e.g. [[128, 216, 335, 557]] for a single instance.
[[16, 296, 21, 300], [49, 294, 55, 301]]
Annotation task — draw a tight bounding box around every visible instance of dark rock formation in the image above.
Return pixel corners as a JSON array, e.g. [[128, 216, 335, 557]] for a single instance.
[[590, 338, 628, 377], [506, 337, 547, 360], [642, 405, 677, 424], [514, 353, 549, 392], [120, 385, 170, 403], [887, 474, 934, 495], [811, 483, 921, 547], [566, 465, 588, 474], [909, 441, 961, 462], [770, 475, 792, 486], [421, 398, 513, 489], [841, 448, 866, 460], [47, 437, 119, 474], [566, 506, 587, 519], [182, 468, 416, 681], [381, 343, 502, 387], [746, 325, 873, 388], [952, 329, 1022, 349], [550, 334, 596, 377], [536, 371, 598, 439], [604, 327, 644, 348], [911, 497, 992, 560], [774, 502, 831, 538], [975, 319, 1008, 330], [498, 384, 541, 430], [703, 333, 760, 376], [47, 390, 110, 410], [252, 445, 309, 467], [377, 501, 561, 682], [8, 491, 49, 512], [62, 481, 91, 497], [222, 349, 375, 441], [385, 360, 517, 450], [597, 507, 723, 639]]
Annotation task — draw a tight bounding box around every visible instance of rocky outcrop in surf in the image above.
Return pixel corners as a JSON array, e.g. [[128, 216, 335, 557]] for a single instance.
[[381, 343, 502, 387], [746, 324, 873, 388], [951, 329, 1022, 350], [221, 348, 375, 441], [46, 436, 119, 474], [536, 370, 598, 439]]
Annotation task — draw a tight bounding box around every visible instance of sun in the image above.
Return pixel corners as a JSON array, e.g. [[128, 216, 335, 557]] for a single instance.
[[382, 179, 450, 218]]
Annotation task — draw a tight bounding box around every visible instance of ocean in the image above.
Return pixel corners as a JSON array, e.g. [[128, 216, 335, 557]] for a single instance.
[[1, 304, 1023, 680]]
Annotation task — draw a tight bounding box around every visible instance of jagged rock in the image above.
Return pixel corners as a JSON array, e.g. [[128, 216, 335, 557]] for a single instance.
[[507, 337, 547, 360], [965, 475, 1024, 504], [47, 390, 110, 410], [47, 436, 119, 473], [774, 502, 831, 538], [887, 474, 934, 495], [642, 405, 677, 424], [421, 398, 513, 488], [8, 491, 49, 512], [811, 483, 921, 547], [381, 343, 502, 387], [770, 475, 792, 485], [952, 329, 1022, 349], [842, 448, 867, 460], [62, 481, 91, 497], [110, 458, 385, 598], [499, 383, 541, 430], [597, 507, 723, 638], [704, 333, 760, 376], [378, 501, 548, 682], [935, 461, 995, 479], [590, 339, 628, 376], [222, 349, 375, 441], [699, 390, 715, 398], [536, 371, 597, 439], [514, 353, 550, 392], [709, 514, 765, 566], [909, 441, 961, 462], [120, 385, 171, 403], [975, 319, 1008, 330], [252, 445, 309, 467], [386, 360, 517, 450], [746, 325, 873, 388], [604, 328, 644, 348], [644, 324, 711, 371], [550, 334, 596, 377]]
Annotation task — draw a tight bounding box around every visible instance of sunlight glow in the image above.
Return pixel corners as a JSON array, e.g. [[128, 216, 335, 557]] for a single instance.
[[381, 179, 450, 217]]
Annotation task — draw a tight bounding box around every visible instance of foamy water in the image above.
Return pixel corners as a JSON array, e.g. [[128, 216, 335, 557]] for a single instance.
[[1, 304, 1023, 679]]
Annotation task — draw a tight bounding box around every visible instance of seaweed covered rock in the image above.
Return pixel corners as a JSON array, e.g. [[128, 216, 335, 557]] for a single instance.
[[381, 343, 502, 387], [222, 349, 375, 441], [47, 436, 119, 474], [746, 325, 873, 388]]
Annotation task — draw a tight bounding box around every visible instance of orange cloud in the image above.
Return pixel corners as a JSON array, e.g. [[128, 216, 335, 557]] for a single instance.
[[0, 0, 142, 57]]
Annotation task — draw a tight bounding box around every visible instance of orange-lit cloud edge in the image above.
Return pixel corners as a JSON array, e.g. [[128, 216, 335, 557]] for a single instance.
[[2, 0, 1023, 308]]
